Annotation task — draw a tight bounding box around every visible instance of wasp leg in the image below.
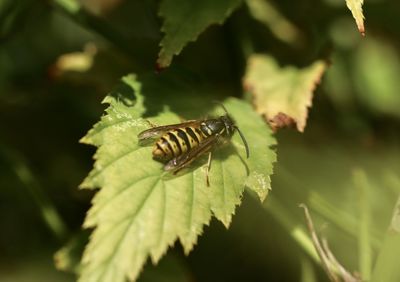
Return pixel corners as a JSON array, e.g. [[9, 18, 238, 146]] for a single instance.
[[145, 119, 158, 128], [205, 151, 212, 187]]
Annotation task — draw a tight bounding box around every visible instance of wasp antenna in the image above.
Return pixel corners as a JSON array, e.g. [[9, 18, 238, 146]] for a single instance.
[[212, 101, 229, 114], [234, 126, 250, 158]]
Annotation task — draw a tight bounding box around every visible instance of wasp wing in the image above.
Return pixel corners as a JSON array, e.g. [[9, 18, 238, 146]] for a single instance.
[[164, 135, 219, 172], [138, 120, 202, 142]]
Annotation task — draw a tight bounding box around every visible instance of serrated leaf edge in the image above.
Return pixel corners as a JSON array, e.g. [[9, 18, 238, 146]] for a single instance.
[[345, 0, 365, 35], [157, 0, 243, 68]]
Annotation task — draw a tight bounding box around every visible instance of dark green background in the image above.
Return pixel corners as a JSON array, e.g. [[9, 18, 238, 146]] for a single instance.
[[1, 0, 399, 281]]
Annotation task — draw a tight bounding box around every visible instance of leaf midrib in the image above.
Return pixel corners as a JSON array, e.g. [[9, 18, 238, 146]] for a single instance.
[[88, 173, 162, 222], [87, 146, 143, 180], [95, 176, 161, 280]]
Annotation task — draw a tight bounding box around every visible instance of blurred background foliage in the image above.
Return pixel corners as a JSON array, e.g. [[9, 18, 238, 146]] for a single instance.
[[0, 0, 399, 281]]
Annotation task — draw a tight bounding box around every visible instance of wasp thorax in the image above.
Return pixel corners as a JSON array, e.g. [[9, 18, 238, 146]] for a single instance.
[[201, 115, 235, 138]]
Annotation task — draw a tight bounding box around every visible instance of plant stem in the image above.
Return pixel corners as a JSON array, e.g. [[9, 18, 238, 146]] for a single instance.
[[0, 145, 69, 241], [353, 169, 373, 280], [250, 192, 320, 264]]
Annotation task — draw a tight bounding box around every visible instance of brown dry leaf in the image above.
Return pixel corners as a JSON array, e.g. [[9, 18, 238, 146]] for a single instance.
[[243, 54, 327, 132], [268, 112, 296, 132]]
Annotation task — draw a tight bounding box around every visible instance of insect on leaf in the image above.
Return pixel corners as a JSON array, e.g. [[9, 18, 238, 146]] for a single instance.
[[157, 0, 242, 68], [243, 54, 327, 132], [78, 74, 276, 282]]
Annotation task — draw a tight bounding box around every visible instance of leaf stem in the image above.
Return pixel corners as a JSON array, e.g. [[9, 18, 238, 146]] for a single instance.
[[278, 166, 381, 249], [251, 193, 320, 263], [0, 144, 69, 241], [353, 168, 373, 280], [371, 195, 400, 282]]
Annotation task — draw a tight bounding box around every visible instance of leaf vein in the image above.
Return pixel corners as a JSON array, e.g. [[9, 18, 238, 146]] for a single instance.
[[91, 173, 161, 217], [157, 181, 167, 252], [187, 171, 194, 235], [95, 176, 161, 279], [89, 146, 143, 180]]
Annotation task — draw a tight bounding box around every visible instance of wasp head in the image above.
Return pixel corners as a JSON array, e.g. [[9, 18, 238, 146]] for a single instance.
[[220, 114, 235, 137], [216, 103, 250, 158]]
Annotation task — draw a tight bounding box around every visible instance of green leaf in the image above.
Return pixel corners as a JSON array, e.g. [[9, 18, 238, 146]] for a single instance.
[[243, 54, 327, 132], [262, 195, 319, 264], [353, 37, 400, 118], [157, 0, 242, 68], [371, 196, 400, 282], [300, 256, 317, 282], [270, 134, 400, 279], [54, 231, 190, 281], [345, 0, 365, 35], [245, 0, 302, 45], [353, 169, 372, 280], [79, 73, 276, 282]]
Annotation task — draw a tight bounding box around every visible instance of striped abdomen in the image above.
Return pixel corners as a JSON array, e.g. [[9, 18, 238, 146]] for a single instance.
[[152, 126, 209, 161]]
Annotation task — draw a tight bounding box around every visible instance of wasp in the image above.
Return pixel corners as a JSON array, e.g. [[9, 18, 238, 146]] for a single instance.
[[138, 104, 249, 185]]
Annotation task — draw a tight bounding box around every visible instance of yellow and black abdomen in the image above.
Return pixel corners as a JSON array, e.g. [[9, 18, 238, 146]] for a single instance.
[[152, 127, 207, 162]]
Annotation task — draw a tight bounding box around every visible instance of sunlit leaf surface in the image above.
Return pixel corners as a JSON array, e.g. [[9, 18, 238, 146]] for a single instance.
[[78, 74, 276, 282]]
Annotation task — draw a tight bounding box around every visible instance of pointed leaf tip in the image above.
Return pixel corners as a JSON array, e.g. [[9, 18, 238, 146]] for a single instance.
[[345, 0, 365, 35]]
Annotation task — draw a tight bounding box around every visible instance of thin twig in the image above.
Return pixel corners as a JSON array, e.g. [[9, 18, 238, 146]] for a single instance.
[[300, 203, 340, 282], [300, 204, 362, 282]]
